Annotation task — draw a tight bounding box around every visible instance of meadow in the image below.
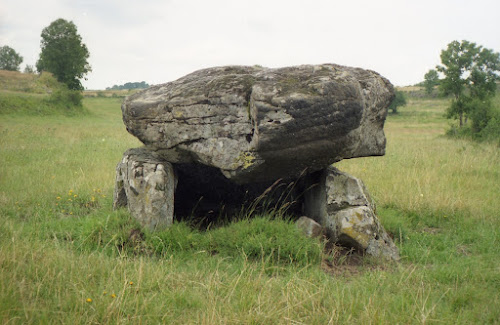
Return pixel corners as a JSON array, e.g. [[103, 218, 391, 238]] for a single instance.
[[0, 87, 499, 323]]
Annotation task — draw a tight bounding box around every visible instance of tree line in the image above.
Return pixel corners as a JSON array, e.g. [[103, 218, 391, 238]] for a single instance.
[[106, 81, 149, 90]]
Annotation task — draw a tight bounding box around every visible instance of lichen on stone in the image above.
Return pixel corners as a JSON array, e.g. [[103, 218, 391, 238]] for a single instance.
[[233, 151, 256, 170]]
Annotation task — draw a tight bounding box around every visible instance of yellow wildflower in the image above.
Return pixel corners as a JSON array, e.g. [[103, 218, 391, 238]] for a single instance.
[[86, 298, 92, 303], [111, 294, 116, 298]]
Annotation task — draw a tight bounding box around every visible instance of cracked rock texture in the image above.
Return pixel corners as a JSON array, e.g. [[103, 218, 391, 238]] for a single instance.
[[304, 167, 399, 261], [113, 148, 176, 231], [122, 64, 394, 183]]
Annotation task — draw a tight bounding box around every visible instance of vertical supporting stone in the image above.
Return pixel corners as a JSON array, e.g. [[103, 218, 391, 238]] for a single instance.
[[303, 166, 399, 261], [113, 148, 176, 231]]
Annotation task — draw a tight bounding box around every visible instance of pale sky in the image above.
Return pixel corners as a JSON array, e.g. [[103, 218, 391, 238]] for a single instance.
[[1, 0, 499, 90]]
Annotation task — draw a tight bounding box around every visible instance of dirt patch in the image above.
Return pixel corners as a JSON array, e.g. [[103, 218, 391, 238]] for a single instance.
[[456, 244, 471, 256], [321, 245, 394, 277], [422, 227, 441, 234]]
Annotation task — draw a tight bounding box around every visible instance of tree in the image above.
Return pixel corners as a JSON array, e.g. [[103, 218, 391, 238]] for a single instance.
[[36, 19, 91, 90], [423, 69, 439, 95], [436, 40, 500, 128], [388, 90, 407, 114], [0, 45, 23, 71], [24, 65, 36, 74]]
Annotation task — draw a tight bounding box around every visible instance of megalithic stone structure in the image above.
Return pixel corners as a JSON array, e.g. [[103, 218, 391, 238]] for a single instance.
[[113, 64, 400, 260]]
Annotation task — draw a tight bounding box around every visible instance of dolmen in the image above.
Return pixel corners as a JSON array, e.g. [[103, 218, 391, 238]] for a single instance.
[[113, 64, 400, 261]]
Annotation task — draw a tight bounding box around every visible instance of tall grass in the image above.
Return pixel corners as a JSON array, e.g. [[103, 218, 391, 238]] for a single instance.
[[338, 96, 499, 220], [1, 94, 499, 323]]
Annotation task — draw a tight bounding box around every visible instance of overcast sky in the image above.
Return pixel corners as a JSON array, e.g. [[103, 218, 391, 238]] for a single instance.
[[1, 0, 499, 90]]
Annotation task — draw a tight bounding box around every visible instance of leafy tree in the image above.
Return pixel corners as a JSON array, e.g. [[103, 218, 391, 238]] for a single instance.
[[436, 40, 500, 128], [388, 90, 407, 114], [423, 69, 439, 95], [36, 19, 91, 90], [24, 65, 36, 74], [0, 45, 23, 71]]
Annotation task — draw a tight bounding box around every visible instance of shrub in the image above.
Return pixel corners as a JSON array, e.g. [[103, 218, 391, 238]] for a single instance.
[[478, 112, 500, 145], [48, 87, 83, 108], [36, 71, 62, 92], [388, 90, 407, 114]]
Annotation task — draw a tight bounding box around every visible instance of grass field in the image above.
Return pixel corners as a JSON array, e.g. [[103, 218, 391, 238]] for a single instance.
[[1, 90, 499, 323]]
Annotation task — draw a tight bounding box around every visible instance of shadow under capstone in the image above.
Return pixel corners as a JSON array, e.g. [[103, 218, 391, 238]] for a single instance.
[[173, 163, 305, 228]]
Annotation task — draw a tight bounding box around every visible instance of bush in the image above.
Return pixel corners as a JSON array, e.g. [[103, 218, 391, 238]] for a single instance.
[[48, 87, 83, 108], [468, 98, 493, 133], [388, 90, 407, 114], [36, 72, 62, 93], [478, 113, 500, 145], [446, 97, 500, 144]]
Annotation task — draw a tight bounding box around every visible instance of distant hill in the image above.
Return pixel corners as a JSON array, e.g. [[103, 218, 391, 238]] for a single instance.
[[0, 70, 62, 94], [106, 81, 149, 90], [0, 70, 86, 115]]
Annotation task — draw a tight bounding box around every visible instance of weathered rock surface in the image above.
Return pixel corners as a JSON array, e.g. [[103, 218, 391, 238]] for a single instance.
[[113, 148, 176, 231], [303, 167, 399, 261], [115, 64, 399, 260], [122, 64, 394, 183], [113, 148, 399, 259], [296, 216, 325, 239]]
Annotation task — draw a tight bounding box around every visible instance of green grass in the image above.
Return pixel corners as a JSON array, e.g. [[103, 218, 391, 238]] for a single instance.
[[1, 93, 499, 323], [0, 70, 88, 116]]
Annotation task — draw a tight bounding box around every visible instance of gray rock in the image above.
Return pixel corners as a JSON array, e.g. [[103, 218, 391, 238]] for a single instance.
[[122, 64, 394, 184], [303, 166, 399, 261], [296, 216, 325, 239], [113, 148, 176, 231], [334, 206, 399, 261], [324, 167, 375, 212]]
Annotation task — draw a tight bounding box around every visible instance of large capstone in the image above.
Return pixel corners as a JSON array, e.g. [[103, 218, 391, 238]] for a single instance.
[[114, 64, 400, 260], [122, 64, 394, 184]]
